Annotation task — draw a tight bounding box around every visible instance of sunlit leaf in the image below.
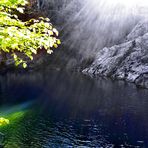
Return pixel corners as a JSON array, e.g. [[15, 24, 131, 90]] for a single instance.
[[0, 0, 61, 68], [23, 63, 27, 68]]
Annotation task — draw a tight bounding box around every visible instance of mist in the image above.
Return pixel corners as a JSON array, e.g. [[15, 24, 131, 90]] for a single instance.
[[38, 0, 148, 59]]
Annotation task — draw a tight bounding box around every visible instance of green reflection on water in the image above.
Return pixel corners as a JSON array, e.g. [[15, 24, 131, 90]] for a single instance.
[[0, 118, 9, 126], [0, 102, 33, 148]]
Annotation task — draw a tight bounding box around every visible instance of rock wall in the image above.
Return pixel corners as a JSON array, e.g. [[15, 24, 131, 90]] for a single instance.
[[83, 20, 148, 88]]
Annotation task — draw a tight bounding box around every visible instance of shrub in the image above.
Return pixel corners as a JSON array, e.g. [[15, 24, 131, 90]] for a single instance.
[[0, 0, 61, 68]]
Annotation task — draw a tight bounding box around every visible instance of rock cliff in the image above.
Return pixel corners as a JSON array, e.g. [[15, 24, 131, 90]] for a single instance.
[[83, 20, 148, 88]]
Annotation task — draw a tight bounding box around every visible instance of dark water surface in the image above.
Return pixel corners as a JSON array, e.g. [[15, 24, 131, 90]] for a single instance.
[[0, 69, 148, 147]]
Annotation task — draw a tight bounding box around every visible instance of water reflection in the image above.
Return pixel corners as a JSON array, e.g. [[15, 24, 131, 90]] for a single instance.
[[0, 69, 148, 147]]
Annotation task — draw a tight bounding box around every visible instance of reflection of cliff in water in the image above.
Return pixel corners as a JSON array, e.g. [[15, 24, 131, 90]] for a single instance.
[[0, 69, 148, 117]]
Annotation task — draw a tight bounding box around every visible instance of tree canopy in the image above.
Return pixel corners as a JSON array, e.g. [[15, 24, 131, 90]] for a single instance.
[[0, 0, 60, 68]]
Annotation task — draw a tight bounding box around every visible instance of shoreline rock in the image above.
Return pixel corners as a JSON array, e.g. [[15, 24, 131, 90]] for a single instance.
[[83, 20, 148, 89]]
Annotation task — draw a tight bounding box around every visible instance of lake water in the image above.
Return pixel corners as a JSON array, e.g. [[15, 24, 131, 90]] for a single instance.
[[0, 69, 148, 147]]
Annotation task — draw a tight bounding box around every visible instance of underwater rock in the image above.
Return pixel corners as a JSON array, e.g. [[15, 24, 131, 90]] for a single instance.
[[83, 21, 148, 89]]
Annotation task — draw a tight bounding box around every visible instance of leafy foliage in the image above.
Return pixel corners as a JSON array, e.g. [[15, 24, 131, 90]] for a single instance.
[[0, 0, 61, 68]]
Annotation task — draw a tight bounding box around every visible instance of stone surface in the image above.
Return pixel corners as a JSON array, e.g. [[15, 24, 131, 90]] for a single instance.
[[83, 20, 148, 89], [126, 20, 148, 41]]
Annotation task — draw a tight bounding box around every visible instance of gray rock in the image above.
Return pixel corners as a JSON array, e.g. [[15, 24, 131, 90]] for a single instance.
[[135, 73, 148, 88], [126, 20, 148, 40], [83, 21, 148, 89]]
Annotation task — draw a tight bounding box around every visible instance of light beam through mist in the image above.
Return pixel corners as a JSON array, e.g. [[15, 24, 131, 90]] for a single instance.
[[37, 0, 148, 61], [97, 0, 148, 7], [61, 0, 148, 59]]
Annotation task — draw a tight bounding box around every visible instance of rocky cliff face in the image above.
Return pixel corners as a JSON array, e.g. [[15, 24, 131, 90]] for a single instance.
[[83, 20, 148, 88]]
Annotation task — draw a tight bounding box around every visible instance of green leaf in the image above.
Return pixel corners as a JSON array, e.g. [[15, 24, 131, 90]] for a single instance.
[[0, 0, 60, 68], [23, 63, 27, 68]]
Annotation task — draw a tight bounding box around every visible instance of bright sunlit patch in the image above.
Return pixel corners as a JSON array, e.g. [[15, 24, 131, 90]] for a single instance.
[[0, 101, 33, 126], [87, 0, 148, 16], [83, 0, 148, 23], [0, 117, 9, 126], [92, 0, 148, 7], [7, 111, 26, 121]]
